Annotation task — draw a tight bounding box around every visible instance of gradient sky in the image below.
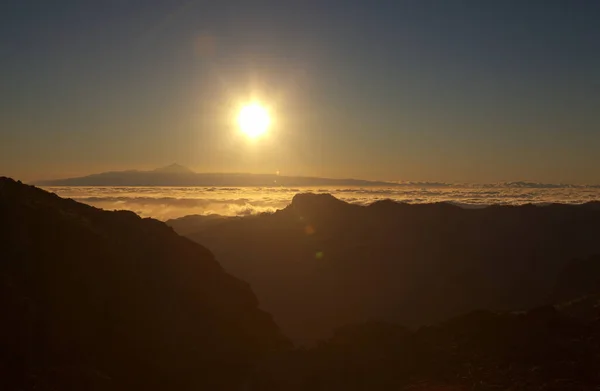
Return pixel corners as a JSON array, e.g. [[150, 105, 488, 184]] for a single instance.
[[1, 0, 599, 183]]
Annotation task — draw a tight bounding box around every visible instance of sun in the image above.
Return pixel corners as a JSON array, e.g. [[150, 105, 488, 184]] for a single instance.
[[238, 103, 270, 138]]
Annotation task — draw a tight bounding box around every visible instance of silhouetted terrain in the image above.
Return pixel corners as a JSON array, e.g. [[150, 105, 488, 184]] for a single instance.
[[4, 180, 600, 390], [253, 254, 600, 390], [253, 304, 600, 390], [0, 177, 287, 390], [175, 193, 600, 343], [551, 254, 600, 304], [167, 213, 233, 236], [35, 164, 397, 187]]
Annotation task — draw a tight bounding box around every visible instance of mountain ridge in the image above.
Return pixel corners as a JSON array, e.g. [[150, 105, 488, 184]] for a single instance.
[[32, 166, 600, 188], [172, 192, 600, 343], [0, 177, 288, 390], [34, 166, 398, 187], [153, 163, 195, 174]]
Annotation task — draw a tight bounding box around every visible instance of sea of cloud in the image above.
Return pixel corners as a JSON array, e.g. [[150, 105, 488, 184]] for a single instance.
[[43, 184, 600, 221]]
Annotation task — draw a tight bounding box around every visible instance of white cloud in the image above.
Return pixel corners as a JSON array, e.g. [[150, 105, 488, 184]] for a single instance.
[[42, 185, 600, 220]]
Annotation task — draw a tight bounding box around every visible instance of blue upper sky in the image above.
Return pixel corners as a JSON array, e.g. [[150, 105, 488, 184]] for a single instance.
[[1, 0, 599, 183]]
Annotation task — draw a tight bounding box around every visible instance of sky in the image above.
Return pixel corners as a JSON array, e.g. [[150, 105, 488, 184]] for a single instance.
[[1, 0, 599, 183]]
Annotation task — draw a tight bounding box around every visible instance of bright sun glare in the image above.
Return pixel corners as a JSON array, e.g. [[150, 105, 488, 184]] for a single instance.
[[238, 104, 270, 138]]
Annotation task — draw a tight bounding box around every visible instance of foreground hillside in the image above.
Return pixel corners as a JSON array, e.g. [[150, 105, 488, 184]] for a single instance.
[[174, 193, 600, 342], [254, 303, 600, 390], [0, 178, 287, 390], [4, 180, 600, 390]]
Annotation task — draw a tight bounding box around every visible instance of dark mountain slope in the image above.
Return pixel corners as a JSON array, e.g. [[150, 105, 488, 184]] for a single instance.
[[551, 255, 600, 303], [254, 306, 600, 390], [0, 178, 287, 390], [166, 214, 233, 236], [179, 193, 600, 343]]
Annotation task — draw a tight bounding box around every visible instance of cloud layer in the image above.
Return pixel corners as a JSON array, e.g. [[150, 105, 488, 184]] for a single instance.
[[43, 185, 600, 220]]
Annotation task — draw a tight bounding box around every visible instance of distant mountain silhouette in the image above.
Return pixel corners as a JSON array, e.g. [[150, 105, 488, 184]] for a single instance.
[[34, 166, 401, 187], [173, 193, 600, 343], [34, 167, 600, 188], [152, 163, 195, 174], [0, 177, 287, 390]]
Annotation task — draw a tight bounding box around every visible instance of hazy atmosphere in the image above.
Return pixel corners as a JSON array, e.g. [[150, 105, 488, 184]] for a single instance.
[[2, 0, 599, 183], [3, 1, 600, 390]]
